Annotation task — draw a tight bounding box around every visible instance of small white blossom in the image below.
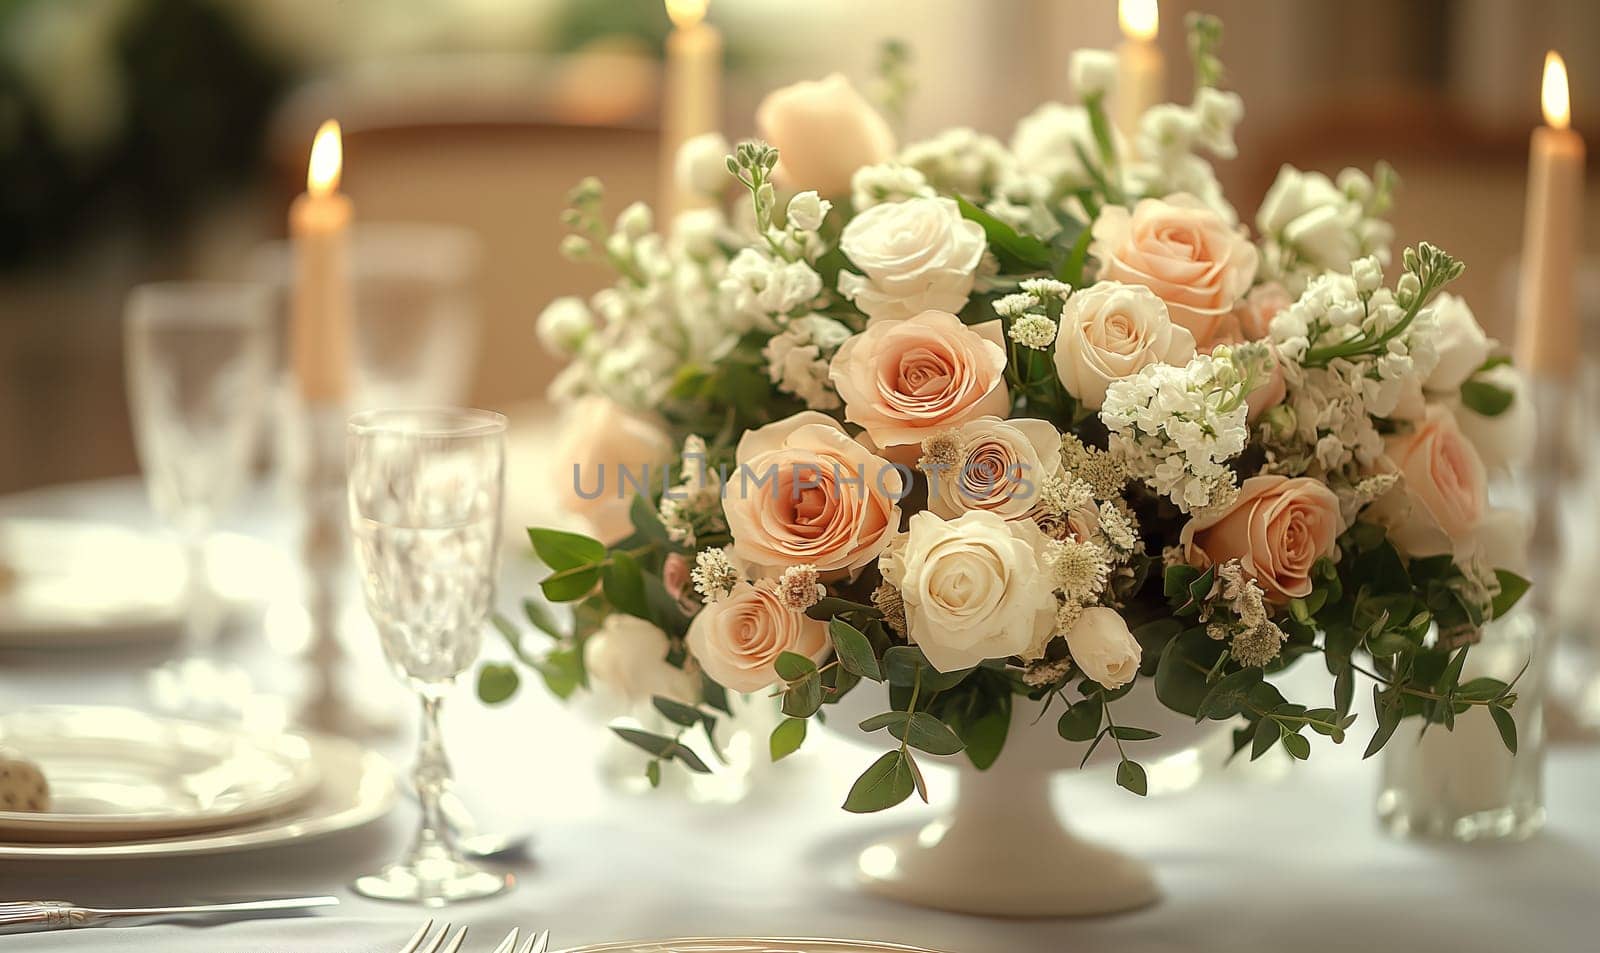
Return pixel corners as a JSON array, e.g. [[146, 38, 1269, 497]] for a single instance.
[[762, 315, 850, 410], [536, 296, 594, 357], [1009, 314, 1058, 349], [676, 132, 732, 197], [1044, 537, 1110, 604], [898, 127, 1012, 198], [616, 202, 653, 240], [785, 191, 831, 232], [776, 564, 825, 611], [720, 248, 822, 329], [1070, 49, 1119, 100], [691, 548, 740, 603], [850, 162, 935, 211]]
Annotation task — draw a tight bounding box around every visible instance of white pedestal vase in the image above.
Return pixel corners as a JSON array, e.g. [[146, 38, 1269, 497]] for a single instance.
[[831, 679, 1217, 917]]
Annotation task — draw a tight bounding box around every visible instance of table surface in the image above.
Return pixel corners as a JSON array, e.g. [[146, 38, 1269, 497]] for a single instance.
[[2, 478, 1599, 953]]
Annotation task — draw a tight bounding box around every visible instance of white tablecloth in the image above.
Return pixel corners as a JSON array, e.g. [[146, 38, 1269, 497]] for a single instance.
[[2, 479, 1598, 953]]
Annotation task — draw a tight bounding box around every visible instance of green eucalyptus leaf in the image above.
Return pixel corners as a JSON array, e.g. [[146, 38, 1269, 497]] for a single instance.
[[892, 712, 966, 755], [775, 651, 819, 682], [1110, 725, 1161, 742], [601, 550, 649, 618], [645, 760, 661, 788], [782, 675, 824, 719], [1490, 706, 1518, 754], [1197, 667, 1263, 721], [859, 710, 911, 733], [652, 696, 703, 728], [1491, 571, 1531, 618], [1460, 379, 1514, 417], [476, 663, 520, 705], [842, 750, 917, 813], [1056, 698, 1103, 742], [541, 565, 601, 603], [1281, 731, 1311, 760], [528, 527, 606, 571], [521, 597, 563, 639], [770, 717, 807, 761], [1115, 759, 1148, 796], [829, 618, 883, 682]]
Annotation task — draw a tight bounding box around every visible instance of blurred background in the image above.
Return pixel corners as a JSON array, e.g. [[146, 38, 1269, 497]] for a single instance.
[[1, 0, 1596, 494]]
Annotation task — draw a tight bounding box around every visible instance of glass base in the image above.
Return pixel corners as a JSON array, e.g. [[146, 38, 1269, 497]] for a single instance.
[[352, 854, 511, 906], [1377, 790, 1546, 842]]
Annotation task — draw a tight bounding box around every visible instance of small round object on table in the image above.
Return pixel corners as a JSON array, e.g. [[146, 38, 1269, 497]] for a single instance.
[[0, 749, 51, 813]]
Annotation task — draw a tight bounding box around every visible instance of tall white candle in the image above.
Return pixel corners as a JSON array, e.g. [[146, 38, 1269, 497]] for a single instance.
[[1115, 0, 1164, 139], [660, 0, 723, 218], [1516, 52, 1586, 379], [290, 120, 354, 404]]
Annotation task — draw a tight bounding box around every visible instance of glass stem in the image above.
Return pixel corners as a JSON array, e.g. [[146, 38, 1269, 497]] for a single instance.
[[181, 532, 222, 657], [412, 692, 457, 859]]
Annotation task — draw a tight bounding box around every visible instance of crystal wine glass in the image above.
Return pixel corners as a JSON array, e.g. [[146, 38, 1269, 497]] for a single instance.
[[347, 408, 511, 905], [124, 282, 272, 713]]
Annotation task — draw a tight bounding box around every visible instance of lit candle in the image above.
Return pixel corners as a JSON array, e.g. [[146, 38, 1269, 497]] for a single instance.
[[660, 0, 722, 217], [1516, 52, 1586, 379], [1115, 0, 1164, 138], [290, 119, 353, 403]]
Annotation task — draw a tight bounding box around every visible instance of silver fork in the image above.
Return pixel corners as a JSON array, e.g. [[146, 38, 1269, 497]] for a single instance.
[[491, 927, 552, 953], [399, 919, 470, 953]]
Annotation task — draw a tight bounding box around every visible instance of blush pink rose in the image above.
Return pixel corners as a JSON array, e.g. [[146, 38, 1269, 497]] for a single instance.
[[1373, 404, 1489, 557], [552, 396, 673, 544], [1180, 475, 1342, 604], [828, 310, 1010, 459], [687, 581, 831, 693], [1230, 282, 1292, 342], [756, 74, 896, 197], [1090, 193, 1259, 349], [724, 411, 902, 578]]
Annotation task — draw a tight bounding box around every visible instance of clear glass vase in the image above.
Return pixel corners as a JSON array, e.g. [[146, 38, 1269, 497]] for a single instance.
[[1376, 610, 1546, 841]]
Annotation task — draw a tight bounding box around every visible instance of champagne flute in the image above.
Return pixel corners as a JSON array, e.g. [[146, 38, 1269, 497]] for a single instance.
[[347, 408, 511, 905], [124, 282, 272, 713]]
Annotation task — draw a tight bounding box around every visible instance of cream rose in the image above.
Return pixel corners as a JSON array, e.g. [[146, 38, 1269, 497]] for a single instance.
[[553, 396, 673, 544], [584, 614, 698, 706], [927, 416, 1063, 521], [1256, 165, 1360, 269], [837, 197, 987, 322], [1374, 404, 1488, 557], [1180, 475, 1342, 604], [1425, 293, 1493, 393], [724, 411, 902, 578], [829, 310, 1010, 458], [879, 510, 1057, 672], [1052, 281, 1197, 409], [1090, 193, 1259, 349], [687, 581, 830, 693], [1064, 607, 1142, 690], [1450, 364, 1534, 473], [756, 73, 895, 197]]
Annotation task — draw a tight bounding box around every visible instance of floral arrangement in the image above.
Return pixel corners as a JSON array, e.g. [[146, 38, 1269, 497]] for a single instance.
[[484, 16, 1532, 812]]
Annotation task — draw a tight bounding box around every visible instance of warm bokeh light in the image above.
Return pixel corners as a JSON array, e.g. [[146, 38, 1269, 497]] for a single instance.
[[666, 0, 708, 29], [307, 119, 342, 195], [1119, 0, 1159, 42], [1543, 51, 1571, 130]]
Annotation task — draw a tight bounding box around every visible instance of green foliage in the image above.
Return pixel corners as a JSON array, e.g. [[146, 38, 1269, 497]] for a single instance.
[[829, 619, 883, 682], [1460, 378, 1514, 417], [476, 663, 520, 705], [770, 717, 808, 761], [842, 750, 918, 813], [954, 196, 1053, 272]]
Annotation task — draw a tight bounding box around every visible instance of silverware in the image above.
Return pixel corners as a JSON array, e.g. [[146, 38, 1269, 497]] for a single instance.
[[493, 928, 552, 953], [401, 919, 470, 953], [0, 896, 339, 935]]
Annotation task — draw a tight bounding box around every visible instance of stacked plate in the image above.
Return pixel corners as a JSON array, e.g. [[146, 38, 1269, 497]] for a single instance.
[[0, 707, 394, 860]]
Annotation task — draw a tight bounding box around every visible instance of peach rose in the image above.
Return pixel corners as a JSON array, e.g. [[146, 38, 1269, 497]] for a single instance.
[[1180, 475, 1342, 603], [926, 416, 1063, 521], [1090, 193, 1259, 349], [1231, 282, 1292, 342], [828, 310, 1010, 459], [687, 581, 831, 693], [1373, 404, 1488, 557], [756, 74, 896, 197], [553, 396, 673, 544], [723, 411, 903, 578], [1052, 281, 1196, 410]]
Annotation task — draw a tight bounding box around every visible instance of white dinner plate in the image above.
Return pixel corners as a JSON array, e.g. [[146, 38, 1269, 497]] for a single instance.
[[0, 724, 393, 859], [558, 941, 949, 953], [0, 520, 291, 649], [0, 707, 320, 842]]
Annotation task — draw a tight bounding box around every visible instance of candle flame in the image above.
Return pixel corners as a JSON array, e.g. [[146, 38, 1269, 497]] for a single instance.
[[1542, 51, 1571, 130], [307, 119, 342, 195], [666, 0, 707, 29], [1119, 0, 1158, 42]]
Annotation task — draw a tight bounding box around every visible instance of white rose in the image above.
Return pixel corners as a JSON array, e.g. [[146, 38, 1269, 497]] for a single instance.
[[686, 581, 831, 693], [1011, 103, 1119, 191], [1052, 281, 1197, 409], [675, 132, 732, 198], [1064, 607, 1142, 689], [1070, 50, 1118, 100], [584, 614, 698, 706], [1256, 165, 1359, 268], [837, 197, 986, 322], [552, 396, 673, 544], [879, 511, 1057, 672], [1425, 293, 1493, 392], [785, 190, 830, 232], [1450, 363, 1535, 473], [927, 416, 1064, 521], [756, 74, 896, 197], [536, 296, 594, 357]]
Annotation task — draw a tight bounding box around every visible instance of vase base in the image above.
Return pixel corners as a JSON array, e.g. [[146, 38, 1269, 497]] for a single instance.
[[855, 820, 1159, 918]]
